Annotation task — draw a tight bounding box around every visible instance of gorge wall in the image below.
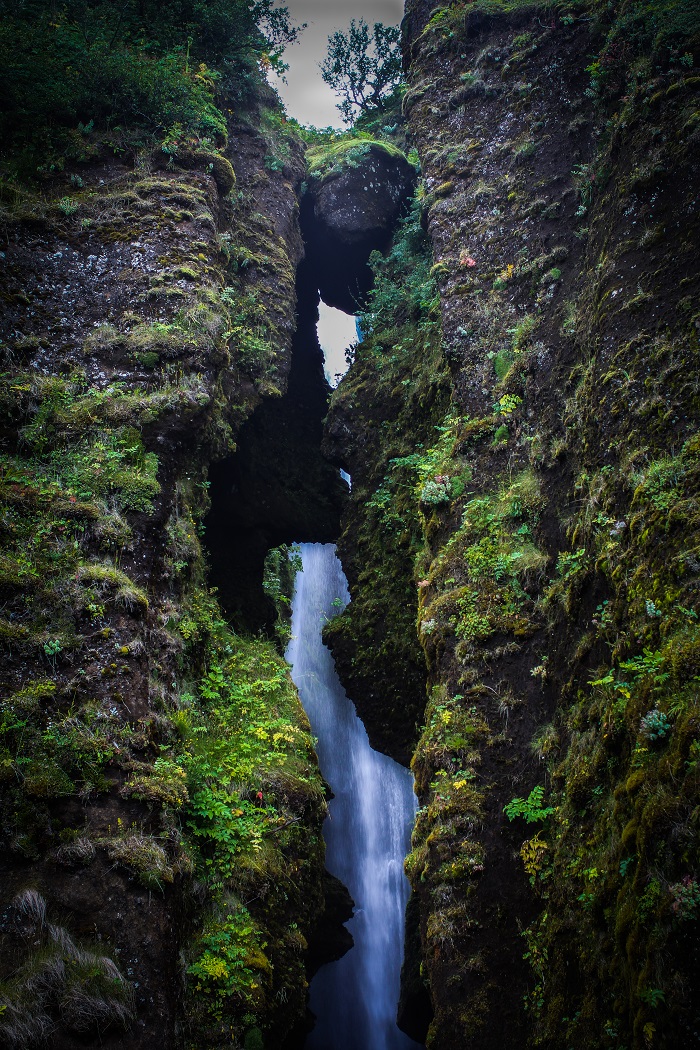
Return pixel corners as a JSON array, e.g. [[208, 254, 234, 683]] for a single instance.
[[326, 2, 700, 1049], [0, 22, 417, 1043], [0, 68, 337, 1045]]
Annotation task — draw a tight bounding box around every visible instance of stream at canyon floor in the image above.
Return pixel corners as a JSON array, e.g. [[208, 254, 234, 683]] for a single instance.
[[286, 543, 422, 1050]]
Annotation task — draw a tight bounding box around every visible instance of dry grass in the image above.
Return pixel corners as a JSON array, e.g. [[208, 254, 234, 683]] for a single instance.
[[0, 890, 134, 1046]]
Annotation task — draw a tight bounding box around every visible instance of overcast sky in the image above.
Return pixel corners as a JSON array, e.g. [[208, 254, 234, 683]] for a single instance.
[[318, 303, 357, 386], [274, 0, 404, 128]]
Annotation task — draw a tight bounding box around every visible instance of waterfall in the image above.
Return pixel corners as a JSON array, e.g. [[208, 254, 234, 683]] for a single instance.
[[286, 543, 422, 1050]]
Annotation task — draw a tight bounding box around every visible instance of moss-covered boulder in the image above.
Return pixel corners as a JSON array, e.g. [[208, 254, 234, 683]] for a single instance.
[[303, 140, 416, 312]]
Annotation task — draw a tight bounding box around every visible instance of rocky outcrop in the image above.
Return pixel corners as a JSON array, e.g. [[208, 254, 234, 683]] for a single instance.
[[0, 90, 329, 1049], [302, 142, 416, 312]]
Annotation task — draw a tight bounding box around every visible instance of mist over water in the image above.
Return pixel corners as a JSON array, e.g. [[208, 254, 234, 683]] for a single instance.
[[286, 544, 422, 1050]]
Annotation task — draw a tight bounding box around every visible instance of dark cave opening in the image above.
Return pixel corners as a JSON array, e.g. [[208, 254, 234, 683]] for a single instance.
[[204, 255, 348, 634], [204, 155, 416, 634], [299, 191, 380, 315]]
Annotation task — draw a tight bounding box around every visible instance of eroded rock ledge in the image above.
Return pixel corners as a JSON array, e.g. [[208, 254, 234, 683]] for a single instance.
[[302, 142, 416, 314]]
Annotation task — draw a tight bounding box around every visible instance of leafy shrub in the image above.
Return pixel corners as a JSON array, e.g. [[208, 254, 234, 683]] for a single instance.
[[504, 785, 554, 824], [187, 908, 270, 1012], [639, 708, 671, 742], [0, 0, 301, 174], [360, 195, 439, 334]]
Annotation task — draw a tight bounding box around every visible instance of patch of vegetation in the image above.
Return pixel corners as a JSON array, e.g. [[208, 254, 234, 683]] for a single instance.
[[419, 469, 547, 661], [0, 0, 302, 177], [262, 544, 302, 647], [306, 136, 410, 180], [0, 889, 133, 1044], [167, 600, 326, 1042]]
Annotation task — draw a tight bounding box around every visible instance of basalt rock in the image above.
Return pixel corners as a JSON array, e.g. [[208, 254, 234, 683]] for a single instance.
[[329, 2, 700, 1049], [302, 144, 416, 313], [0, 95, 326, 1049]]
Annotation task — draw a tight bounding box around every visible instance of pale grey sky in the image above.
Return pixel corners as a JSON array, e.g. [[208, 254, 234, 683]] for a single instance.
[[274, 0, 405, 127], [318, 303, 357, 385]]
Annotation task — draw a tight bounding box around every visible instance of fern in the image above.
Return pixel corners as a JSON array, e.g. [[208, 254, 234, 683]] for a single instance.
[[504, 785, 554, 824]]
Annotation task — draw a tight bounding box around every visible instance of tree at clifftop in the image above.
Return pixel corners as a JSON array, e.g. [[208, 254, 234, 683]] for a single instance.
[[320, 19, 402, 125]]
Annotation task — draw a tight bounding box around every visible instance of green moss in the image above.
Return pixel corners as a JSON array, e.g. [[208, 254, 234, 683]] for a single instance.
[[101, 832, 179, 890], [23, 760, 74, 798], [419, 469, 547, 659], [307, 137, 410, 179], [77, 563, 149, 613]]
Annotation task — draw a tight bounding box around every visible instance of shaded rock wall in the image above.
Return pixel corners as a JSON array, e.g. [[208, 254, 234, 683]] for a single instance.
[[205, 257, 347, 633], [303, 144, 416, 313], [325, 2, 700, 1048], [0, 92, 326, 1048]]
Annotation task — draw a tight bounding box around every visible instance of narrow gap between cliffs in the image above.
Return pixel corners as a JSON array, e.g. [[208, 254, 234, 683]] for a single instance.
[[203, 180, 426, 1049]]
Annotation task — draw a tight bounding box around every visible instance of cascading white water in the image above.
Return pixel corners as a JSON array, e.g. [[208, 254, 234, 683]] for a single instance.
[[286, 543, 423, 1050]]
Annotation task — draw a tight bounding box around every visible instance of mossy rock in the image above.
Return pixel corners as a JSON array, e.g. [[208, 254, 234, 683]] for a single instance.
[[158, 149, 236, 195], [306, 137, 410, 180], [197, 152, 236, 195], [24, 760, 74, 798]]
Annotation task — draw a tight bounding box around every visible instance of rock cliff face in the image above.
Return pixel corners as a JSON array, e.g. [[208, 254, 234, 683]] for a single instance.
[[0, 66, 419, 1047], [325, 2, 700, 1048], [0, 87, 329, 1049], [303, 142, 416, 313]]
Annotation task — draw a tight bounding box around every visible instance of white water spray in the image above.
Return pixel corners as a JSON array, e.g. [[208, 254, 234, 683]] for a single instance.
[[286, 543, 422, 1050]]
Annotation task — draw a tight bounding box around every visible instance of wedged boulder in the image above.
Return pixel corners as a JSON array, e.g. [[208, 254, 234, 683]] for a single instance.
[[302, 142, 416, 313]]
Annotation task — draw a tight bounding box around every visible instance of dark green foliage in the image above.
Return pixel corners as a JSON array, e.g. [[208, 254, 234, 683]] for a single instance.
[[360, 197, 440, 333], [0, 0, 301, 175], [262, 544, 302, 647], [504, 786, 554, 824], [586, 0, 700, 101], [321, 19, 403, 125]]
